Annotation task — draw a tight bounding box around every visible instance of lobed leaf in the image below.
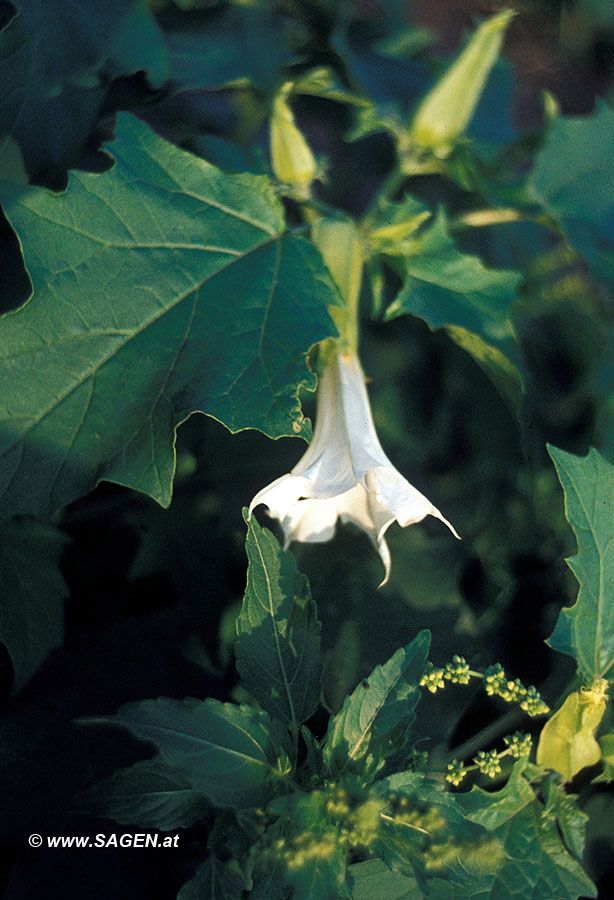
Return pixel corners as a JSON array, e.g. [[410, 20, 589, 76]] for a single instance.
[[0, 0, 167, 180], [547, 445, 614, 678], [384, 211, 523, 413], [0, 113, 339, 519], [458, 759, 596, 900], [167, 3, 296, 93]]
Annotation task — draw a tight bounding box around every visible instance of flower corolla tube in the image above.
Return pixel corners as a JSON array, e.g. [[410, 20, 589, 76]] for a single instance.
[[249, 350, 459, 585]]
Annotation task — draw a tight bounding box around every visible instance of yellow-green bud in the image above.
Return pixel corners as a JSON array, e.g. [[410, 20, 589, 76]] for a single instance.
[[410, 10, 515, 156], [270, 83, 317, 194]]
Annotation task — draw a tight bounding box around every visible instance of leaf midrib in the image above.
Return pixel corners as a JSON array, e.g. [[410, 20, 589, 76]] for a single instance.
[[251, 525, 298, 733], [121, 719, 271, 769]]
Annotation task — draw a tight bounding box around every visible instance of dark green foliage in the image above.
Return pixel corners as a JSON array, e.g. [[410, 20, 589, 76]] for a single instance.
[[1, 3, 612, 898], [236, 514, 322, 732]]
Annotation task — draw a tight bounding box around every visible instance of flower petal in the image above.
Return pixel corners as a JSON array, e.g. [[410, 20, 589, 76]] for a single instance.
[[366, 466, 460, 539], [290, 353, 357, 497], [248, 473, 311, 522], [336, 353, 391, 478]]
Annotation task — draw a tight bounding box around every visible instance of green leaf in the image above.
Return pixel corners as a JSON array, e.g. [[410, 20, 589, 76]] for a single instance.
[[594, 732, 614, 783], [384, 211, 521, 343], [177, 856, 244, 900], [547, 445, 614, 678], [372, 771, 484, 888], [285, 846, 350, 900], [0, 518, 67, 693], [458, 759, 596, 900], [367, 195, 432, 252], [236, 515, 322, 732], [167, 4, 296, 92], [77, 757, 209, 831], [348, 859, 420, 900], [323, 630, 430, 781], [529, 103, 614, 282], [265, 792, 352, 900], [384, 211, 523, 411], [249, 848, 288, 900], [106, 0, 169, 89], [542, 777, 590, 861], [0, 0, 167, 179], [0, 113, 339, 519], [536, 687, 606, 781], [105, 696, 291, 809]]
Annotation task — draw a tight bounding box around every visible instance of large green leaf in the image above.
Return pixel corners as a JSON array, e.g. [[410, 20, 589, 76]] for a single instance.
[[348, 860, 420, 900], [105, 696, 291, 809], [547, 445, 614, 678], [177, 856, 244, 900], [529, 103, 614, 282], [0, 113, 339, 519], [0, 518, 67, 693], [77, 757, 209, 831], [458, 760, 596, 900], [236, 515, 321, 732], [323, 630, 429, 781], [0, 0, 167, 180], [384, 212, 523, 414], [372, 771, 484, 890], [167, 4, 295, 92]]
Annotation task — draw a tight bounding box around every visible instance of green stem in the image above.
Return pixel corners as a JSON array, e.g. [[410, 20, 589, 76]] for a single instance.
[[448, 708, 522, 762]]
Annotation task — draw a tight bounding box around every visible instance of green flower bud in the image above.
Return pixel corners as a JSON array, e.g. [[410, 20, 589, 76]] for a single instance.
[[411, 10, 515, 156], [270, 83, 316, 194]]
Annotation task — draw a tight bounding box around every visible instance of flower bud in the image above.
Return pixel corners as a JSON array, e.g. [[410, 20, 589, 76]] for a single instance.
[[270, 83, 316, 194], [411, 10, 515, 157]]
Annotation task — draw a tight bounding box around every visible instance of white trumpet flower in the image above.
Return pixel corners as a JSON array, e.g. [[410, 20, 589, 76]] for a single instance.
[[249, 350, 459, 585]]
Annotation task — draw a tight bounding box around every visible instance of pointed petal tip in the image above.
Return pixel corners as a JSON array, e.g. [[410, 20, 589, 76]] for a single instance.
[[436, 510, 461, 541], [376, 534, 392, 589]]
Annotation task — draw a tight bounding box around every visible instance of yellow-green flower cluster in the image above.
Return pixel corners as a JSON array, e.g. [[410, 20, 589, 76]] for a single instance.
[[520, 685, 550, 717], [445, 732, 533, 787], [503, 731, 533, 758], [444, 655, 472, 684], [484, 664, 549, 715], [483, 663, 509, 696], [420, 661, 446, 693], [445, 759, 468, 787], [473, 749, 502, 779], [421, 658, 549, 718]]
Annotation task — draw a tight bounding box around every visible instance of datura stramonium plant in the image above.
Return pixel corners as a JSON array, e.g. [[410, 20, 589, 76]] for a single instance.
[[249, 348, 459, 585]]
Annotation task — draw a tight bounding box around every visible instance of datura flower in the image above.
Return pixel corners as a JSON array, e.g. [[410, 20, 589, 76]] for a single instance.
[[249, 350, 459, 585]]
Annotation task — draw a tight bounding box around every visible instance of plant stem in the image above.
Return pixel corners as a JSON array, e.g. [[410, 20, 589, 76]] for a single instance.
[[449, 708, 522, 762]]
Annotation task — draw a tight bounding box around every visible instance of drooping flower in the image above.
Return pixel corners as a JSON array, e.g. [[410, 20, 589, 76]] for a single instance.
[[249, 349, 459, 585]]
